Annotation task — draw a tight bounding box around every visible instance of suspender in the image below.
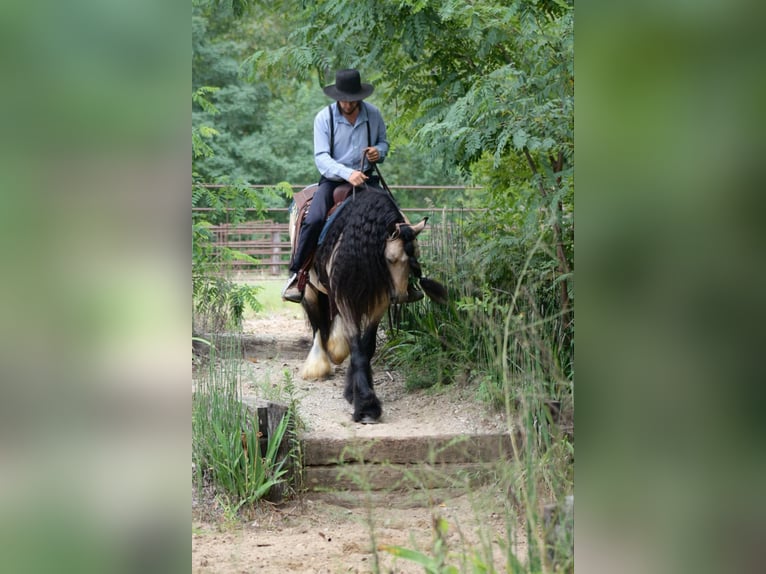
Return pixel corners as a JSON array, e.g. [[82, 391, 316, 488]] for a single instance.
[[329, 103, 334, 156], [328, 102, 371, 159]]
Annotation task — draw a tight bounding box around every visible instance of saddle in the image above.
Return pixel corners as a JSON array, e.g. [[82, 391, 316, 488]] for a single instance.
[[290, 183, 356, 290]]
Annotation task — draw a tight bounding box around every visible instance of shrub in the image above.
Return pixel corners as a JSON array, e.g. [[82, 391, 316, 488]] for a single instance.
[[192, 341, 291, 511]]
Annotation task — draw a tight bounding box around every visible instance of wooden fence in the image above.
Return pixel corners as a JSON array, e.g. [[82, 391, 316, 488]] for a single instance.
[[195, 185, 483, 275], [198, 209, 481, 275], [207, 218, 292, 275]]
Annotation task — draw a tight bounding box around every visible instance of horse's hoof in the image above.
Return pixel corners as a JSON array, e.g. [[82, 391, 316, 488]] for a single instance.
[[359, 415, 381, 425]]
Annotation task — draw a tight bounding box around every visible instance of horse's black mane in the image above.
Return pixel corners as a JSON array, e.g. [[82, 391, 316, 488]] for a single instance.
[[300, 187, 447, 423], [315, 189, 407, 321]]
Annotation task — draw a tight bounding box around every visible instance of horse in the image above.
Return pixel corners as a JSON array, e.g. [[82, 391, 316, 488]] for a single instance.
[[289, 186, 447, 423]]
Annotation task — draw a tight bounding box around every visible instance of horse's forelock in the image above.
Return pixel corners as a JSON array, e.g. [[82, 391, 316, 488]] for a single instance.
[[394, 223, 414, 242], [395, 224, 421, 260]]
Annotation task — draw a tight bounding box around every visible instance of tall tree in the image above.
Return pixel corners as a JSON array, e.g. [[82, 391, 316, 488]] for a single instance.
[[193, 0, 470, 193], [249, 0, 574, 343]]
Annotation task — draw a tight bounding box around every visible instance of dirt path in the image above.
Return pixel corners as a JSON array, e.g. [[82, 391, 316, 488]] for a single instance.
[[237, 309, 507, 439], [192, 490, 521, 574], [192, 308, 520, 573]]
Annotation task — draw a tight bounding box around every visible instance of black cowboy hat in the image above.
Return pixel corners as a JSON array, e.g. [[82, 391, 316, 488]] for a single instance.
[[322, 69, 374, 101]]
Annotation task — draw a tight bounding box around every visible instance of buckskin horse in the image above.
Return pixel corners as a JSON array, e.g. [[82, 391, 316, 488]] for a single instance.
[[289, 186, 447, 423]]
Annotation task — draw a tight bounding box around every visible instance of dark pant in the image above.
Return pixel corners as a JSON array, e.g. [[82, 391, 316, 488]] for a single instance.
[[289, 177, 343, 274]]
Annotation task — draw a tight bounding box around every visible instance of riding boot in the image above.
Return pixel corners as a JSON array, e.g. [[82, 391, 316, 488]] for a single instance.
[[281, 272, 302, 303], [283, 178, 338, 304]]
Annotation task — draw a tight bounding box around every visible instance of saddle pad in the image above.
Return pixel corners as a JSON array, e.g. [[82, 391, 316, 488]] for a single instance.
[[318, 198, 350, 246]]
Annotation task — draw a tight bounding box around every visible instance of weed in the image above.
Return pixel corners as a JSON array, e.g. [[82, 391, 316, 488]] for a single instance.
[[374, 208, 573, 572], [192, 340, 292, 514]]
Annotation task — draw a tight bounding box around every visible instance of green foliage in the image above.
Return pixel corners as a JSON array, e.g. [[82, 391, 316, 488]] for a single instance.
[[380, 513, 511, 573], [387, 209, 572, 400], [251, 0, 572, 170], [192, 84, 276, 334], [192, 179, 270, 334], [192, 86, 220, 162], [193, 342, 292, 509], [194, 1, 311, 187], [192, 272, 262, 334], [379, 213, 572, 571], [194, 0, 472, 190], [252, 0, 574, 356], [471, 149, 574, 370], [190, 1, 573, 568], [192, 179, 275, 227], [383, 516, 457, 573], [192, 224, 259, 336]]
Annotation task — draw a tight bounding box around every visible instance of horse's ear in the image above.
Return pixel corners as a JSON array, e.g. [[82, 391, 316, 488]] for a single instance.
[[411, 217, 428, 236]]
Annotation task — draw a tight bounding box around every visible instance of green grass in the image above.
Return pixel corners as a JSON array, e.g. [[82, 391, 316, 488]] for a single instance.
[[235, 274, 296, 316], [372, 210, 573, 572], [192, 339, 292, 511]]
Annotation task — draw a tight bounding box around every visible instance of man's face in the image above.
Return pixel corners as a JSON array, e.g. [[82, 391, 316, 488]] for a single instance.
[[338, 100, 359, 115]]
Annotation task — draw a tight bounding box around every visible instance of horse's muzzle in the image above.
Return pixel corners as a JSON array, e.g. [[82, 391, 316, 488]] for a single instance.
[[390, 285, 425, 304]]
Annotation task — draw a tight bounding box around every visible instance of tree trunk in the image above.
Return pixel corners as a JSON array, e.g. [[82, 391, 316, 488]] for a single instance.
[[523, 148, 572, 350]]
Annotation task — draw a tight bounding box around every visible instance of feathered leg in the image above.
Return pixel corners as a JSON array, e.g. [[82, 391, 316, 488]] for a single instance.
[[346, 334, 382, 423]]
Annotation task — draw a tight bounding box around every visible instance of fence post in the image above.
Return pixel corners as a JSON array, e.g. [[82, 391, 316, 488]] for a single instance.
[[271, 230, 281, 275]]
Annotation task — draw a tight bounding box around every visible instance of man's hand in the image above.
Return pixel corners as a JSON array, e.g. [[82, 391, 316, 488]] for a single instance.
[[348, 170, 368, 187], [364, 146, 380, 163]]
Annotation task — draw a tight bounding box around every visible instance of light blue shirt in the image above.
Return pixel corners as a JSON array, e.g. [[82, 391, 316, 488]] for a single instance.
[[313, 102, 389, 182]]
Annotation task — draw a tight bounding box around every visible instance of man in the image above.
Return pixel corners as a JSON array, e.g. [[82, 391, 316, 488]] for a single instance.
[[282, 68, 389, 302]]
